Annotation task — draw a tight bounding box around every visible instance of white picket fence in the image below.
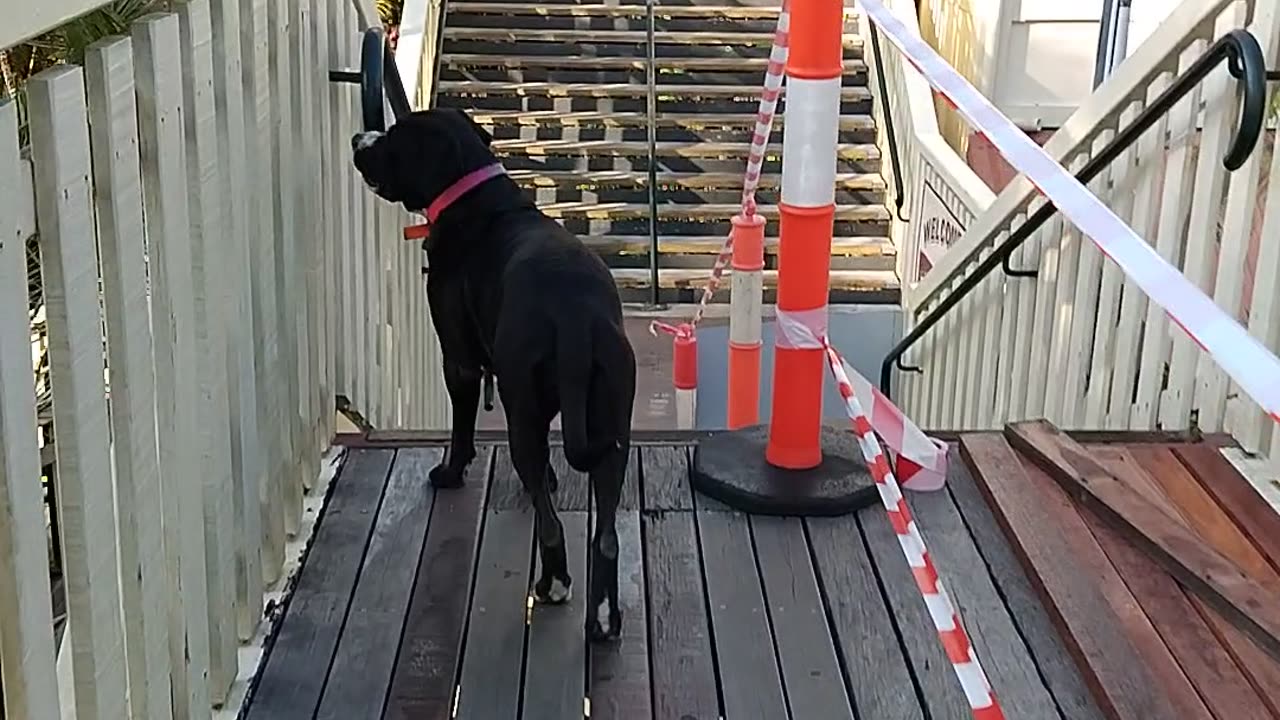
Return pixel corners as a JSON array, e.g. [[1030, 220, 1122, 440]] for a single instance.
[[0, 0, 446, 716], [895, 0, 1280, 455]]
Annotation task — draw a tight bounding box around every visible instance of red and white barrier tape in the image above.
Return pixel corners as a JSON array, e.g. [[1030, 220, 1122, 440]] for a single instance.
[[776, 308, 948, 491], [651, 1, 790, 336], [860, 0, 1280, 426], [824, 340, 1005, 719]]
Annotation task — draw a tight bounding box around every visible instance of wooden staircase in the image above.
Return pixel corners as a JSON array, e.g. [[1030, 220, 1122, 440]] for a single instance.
[[436, 0, 898, 304]]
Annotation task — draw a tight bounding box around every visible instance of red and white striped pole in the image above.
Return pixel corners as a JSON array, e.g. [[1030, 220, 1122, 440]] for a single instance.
[[728, 214, 765, 429], [766, 0, 841, 469], [673, 326, 698, 429]]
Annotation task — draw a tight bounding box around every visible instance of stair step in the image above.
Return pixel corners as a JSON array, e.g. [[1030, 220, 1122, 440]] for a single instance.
[[473, 110, 874, 131], [610, 268, 899, 291], [541, 202, 889, 222], [443, 28, 864, 47], [439, 81, 871, 101], [583, 235, 894, 257], [447, 3, 857, 18], [491, 138, 879, 159], [508, 169, 884, 190], [445, 54, 866, 72]]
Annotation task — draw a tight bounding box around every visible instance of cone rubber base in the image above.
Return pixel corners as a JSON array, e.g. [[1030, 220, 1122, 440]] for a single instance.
[[691, 425, 878, 516]]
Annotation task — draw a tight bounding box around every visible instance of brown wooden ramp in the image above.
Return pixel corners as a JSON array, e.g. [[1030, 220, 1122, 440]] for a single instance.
[[963, 424, 1280, 720], [244, 439, 1102, 719]]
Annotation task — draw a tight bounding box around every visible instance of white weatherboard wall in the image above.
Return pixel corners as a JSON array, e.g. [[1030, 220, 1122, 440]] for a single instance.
[[993, 0, 1182, 128]]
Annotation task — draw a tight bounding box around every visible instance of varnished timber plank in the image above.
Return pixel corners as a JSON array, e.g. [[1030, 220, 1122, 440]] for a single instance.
[[1007, 421, 1280, 666], [959, 433, 1184, 720], [1089, 448, 1273, 719], [550, 447, 590, 511], [1175, 444, 1280, 577]]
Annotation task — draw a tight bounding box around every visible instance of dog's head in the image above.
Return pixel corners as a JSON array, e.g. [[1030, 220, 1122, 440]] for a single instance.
[[350, 108, 495, 213]]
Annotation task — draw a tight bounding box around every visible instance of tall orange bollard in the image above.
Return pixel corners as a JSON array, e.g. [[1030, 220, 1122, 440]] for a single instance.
[[690, 0, 878, 516], [766, 0, 842, 469], [727, 213, 764, 429]]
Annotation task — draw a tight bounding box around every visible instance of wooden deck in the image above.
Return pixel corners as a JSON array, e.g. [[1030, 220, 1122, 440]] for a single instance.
[[241, 430, 1280, 720], [243, 437, 1100, 720]]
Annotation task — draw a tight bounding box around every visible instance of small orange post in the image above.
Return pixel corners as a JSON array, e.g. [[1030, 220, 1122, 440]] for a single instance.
[[727, 214, 764, 429], [672, 326, 698, 429], [765, 0, 843, 469]]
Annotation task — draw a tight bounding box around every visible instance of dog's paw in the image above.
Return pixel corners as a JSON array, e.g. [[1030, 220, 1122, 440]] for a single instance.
[[587, 609, 623, 643], [534, 575, 572, 605], [429, 463, 466, 489]]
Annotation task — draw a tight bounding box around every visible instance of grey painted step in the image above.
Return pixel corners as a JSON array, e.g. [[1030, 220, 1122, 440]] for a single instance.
[[447, 3, 854, 17], [491, 138, 878, 159], [439, 81, 872, 101], [506, 169, 884, 190], [541, 202, 888, 223], [444, 54, 866, 72], [442, 28, 865, 47], [472, 110, 874, 131]]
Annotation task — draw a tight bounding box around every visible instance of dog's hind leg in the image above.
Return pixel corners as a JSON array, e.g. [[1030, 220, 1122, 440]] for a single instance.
[[510, 425, 572, 604], [587, 442, 627, 642], [430, 362, 482, 488]]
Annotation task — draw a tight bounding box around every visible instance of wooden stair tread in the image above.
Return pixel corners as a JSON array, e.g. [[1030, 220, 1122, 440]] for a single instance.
[[445, 54, 866, 71], [443, 28, 864, 46], [491, 138, 879, 159], [439, 81, 871, 100], [508, 169, 885, 189], [610, 267, 899, 289], [541, 202, 889, 221], [582, 235, 895, 256], [472, 110, 874, 130], [448, 3, 858, 18]]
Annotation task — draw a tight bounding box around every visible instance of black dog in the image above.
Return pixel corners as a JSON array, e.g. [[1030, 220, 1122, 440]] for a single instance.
[[351, 108, 636, 641]]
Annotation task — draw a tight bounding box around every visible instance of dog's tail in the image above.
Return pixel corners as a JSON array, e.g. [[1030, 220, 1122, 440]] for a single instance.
[[558, 322, 610, 472]]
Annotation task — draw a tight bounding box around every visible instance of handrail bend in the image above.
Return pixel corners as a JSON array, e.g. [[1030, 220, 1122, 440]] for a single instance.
[[879, 28, 1272, 398]]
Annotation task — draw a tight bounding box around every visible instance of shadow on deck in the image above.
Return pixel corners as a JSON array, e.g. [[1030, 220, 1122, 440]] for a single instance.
[[240, 430, 1280, 720]]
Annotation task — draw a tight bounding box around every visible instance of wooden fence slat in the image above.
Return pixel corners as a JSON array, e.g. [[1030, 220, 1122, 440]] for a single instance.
[[177, 0, 240, 697], [1133, 42, 1203, 428], [132, 14, 216, 717], [240, 0, 287, 581], [305, 0, 332, 449], [27, 64, 130, 720], [269, 0, 304, 536], [83, 37, 175, 720], [209, 0, 266, 639], [323, 0, 348, 417], [0, 99, 63, 720]]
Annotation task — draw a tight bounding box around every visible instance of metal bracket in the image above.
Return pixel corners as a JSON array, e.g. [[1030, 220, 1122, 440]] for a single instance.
[[1002, 254, 1038, 277]]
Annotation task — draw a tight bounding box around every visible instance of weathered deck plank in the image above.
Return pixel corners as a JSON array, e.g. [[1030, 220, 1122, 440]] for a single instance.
[[245, 438, 1131, 720], [316, 447, 442, 720], [807, 513, 927, 720], [246, 448, 393, 720], [695, 511, 788, 720], [959, 434, 1190, 720], [384, 448, 494, 720]]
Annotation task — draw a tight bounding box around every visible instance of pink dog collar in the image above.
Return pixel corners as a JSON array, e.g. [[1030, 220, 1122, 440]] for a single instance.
[[404, 162, 506, 240]]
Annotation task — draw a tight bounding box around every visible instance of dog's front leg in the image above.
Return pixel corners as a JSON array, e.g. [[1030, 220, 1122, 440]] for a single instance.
[[430, 361, 482, 488]]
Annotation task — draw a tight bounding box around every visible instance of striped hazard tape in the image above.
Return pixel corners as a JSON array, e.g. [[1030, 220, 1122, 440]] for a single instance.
[[860, 0, 1280, 429], [824, 341, 1005, 719]]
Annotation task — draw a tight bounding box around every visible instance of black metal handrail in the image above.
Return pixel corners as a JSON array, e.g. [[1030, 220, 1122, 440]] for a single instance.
[[878, 28, 1273, 397], [868, 24, 910, 222], [645, 0, 661, 307]]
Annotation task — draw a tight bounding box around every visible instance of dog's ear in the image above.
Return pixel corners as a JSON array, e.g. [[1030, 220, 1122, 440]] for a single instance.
[[445, 107, 493, 147]]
